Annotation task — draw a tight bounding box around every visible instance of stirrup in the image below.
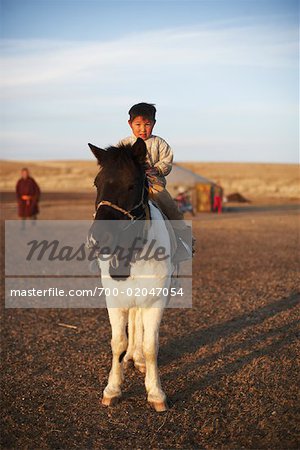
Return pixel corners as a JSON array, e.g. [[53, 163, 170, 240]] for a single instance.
[[179, 237, 193, 258], [173, 236, 193, 263]]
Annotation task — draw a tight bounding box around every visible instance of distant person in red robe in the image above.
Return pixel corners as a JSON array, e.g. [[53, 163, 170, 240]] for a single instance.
[[16, 168, 40, 222], [213, 183, 223, 214]]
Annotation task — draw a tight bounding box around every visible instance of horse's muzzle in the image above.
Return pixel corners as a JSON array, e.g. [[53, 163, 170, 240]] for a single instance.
[[87, 222, 116, 254]]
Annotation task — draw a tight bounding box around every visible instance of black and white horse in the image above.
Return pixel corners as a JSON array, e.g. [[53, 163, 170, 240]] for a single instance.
[[88, 138, 173, 412]]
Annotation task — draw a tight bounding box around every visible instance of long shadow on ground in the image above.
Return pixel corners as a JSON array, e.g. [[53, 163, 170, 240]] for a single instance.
[[160, 292, 299, 408], [160, 292, 299, 366]]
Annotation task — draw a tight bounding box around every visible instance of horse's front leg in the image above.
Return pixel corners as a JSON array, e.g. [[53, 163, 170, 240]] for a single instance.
[[142, 307, 167, 412], [102, 307, 128, 406]]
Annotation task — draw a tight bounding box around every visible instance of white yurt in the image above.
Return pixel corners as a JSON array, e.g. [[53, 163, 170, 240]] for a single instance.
[[166, 164, 220, 212]]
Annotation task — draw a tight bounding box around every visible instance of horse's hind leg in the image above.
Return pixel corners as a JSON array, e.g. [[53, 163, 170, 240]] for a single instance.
[[102, 308, 128, 406], [133, 308, 146, 373], [123, 308, 146, 373], [123, 308, 135, 368], [142, 307, 167, 412]]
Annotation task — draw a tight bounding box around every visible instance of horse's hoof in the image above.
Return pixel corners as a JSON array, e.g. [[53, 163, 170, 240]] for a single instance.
[[101, 395, 121, 407], [134, 362, 146, 374], [149, 400, 168, 412]]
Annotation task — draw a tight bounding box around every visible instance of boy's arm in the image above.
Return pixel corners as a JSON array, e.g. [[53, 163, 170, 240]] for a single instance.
[[154, 139, 173, 176]]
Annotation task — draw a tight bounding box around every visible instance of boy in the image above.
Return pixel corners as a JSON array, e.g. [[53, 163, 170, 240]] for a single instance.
[[119, 102, 193, 258]]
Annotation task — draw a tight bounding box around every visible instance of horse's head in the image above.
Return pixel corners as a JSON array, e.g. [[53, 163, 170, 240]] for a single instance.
[[88, 138, 148, 256], [90, 137, 147, 220]]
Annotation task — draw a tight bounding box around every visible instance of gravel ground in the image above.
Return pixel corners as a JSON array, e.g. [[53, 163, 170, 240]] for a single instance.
[[1, 194, 299, 449]]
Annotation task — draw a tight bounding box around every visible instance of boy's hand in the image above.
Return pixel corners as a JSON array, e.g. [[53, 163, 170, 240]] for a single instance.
[[145, 167, 159, 177]]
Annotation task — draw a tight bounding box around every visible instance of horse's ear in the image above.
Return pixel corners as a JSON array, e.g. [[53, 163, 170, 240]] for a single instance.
[[88, 143, 107, 165], [131, 138, 147, 165]]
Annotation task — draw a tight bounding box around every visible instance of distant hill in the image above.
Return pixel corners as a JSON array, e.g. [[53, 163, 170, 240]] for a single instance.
[[180, 162, 300, 200], [1, 160, 299, 200]]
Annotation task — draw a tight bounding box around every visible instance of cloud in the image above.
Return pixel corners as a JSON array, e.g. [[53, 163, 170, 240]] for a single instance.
[[0, 20, 297, 89], [1, 18, 298, 163]]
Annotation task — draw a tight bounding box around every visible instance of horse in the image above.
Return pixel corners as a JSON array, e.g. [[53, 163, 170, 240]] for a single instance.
[[88, 138, 173, 412]]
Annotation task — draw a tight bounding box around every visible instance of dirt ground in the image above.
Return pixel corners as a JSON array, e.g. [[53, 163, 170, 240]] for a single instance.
[[1, 192, 299, 449]]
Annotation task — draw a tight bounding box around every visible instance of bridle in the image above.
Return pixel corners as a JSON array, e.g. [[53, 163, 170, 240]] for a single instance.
[[93, 182, 148, 228]]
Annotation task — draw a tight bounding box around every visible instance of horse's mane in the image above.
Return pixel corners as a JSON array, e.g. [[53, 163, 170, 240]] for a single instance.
[[99, 144, 137, 169]]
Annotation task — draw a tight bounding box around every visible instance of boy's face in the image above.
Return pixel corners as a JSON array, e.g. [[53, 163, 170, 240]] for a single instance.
[[128, 116, 155, 140]]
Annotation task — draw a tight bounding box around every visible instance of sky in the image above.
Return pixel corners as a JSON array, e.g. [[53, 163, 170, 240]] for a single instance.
[[0, 0, 299, 162]]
